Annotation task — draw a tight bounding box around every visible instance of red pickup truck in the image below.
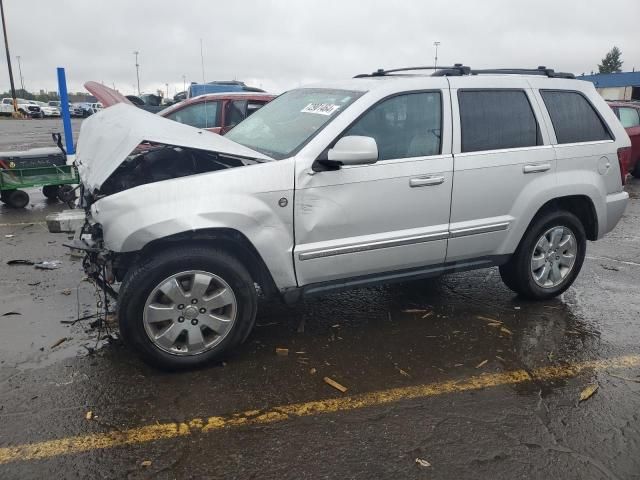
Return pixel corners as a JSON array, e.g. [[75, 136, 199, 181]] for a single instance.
[[609, 101, 640, 178]]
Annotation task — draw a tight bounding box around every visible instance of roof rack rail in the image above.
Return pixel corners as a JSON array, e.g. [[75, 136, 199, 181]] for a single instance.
[[470, 66, 575, 79], [354, 64, 471, 78], [354, 65, 575, 79]]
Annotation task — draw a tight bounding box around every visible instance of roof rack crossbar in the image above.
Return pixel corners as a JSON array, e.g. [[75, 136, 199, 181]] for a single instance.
[[355, 65, 575, 79]]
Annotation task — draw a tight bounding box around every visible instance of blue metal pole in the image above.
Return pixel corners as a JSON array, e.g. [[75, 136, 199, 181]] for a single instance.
[[56, 67, 75, 155]]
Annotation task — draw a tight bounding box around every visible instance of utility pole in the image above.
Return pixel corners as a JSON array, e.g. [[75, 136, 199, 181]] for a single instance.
[[200, 39, 205, 83], [433, 41, 440, 69], [133, 50, 140, 95], [15, 54, 23, 92], [0, 0, 17, 113]]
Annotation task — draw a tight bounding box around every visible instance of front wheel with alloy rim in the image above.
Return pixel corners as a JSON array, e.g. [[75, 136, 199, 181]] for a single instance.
[[499, 210, 586, 300], [118, 245, 257, 370]]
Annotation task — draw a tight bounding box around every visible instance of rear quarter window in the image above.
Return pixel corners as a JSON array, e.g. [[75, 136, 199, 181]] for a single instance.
[[540, 90, 612, 144]]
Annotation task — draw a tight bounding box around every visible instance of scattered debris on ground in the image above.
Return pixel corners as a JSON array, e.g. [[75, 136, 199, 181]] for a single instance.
[[51, 337, 68, 349], [310, 368, 317, 375], [275, 347, 289, 356], [402, 308, 430, 314], [476, 360, 488, 369], [601, 264, 620, 271], [415, 458, 431, 467], [140, 460, 152, 468], [2, 311, 21, 316], [61, 288, 71, 295], [579, 384, 599, 402], [324, 376, 348, 393], [35, 260, 62, 270], [7, 259, 34, 265], [85, 411, 93, 420]]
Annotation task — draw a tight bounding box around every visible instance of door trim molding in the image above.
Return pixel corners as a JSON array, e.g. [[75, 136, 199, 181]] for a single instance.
[[298, 220, 510, 261], [298, 231, 449, 261], [449, 221, 510, 238]]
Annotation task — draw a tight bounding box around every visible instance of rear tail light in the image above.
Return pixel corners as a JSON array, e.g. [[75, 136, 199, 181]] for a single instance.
[[617, 147, 632, 185]]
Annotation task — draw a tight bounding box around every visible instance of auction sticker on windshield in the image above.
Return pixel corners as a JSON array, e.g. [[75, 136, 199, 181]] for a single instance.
[[301, 103, 341, 115]]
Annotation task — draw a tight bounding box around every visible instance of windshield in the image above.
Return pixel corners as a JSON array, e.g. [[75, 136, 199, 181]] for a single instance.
[[226, 88, 363, 159]]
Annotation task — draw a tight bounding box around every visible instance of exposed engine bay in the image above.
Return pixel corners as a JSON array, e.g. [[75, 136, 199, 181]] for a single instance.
[[94, 144, 258, 198]]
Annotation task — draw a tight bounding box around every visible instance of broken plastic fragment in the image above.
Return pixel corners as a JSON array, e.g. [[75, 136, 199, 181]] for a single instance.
[[35, 260, 62, 270]]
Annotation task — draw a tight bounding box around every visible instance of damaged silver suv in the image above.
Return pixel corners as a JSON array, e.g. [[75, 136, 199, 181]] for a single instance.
[[74, 66, 631, 369]]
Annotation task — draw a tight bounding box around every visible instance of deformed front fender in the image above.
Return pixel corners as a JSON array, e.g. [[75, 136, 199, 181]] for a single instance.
[[91, 159, 296, 289]]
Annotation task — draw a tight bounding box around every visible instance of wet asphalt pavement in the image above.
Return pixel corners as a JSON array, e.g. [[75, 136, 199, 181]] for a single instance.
[[1, 120, 640, 479]]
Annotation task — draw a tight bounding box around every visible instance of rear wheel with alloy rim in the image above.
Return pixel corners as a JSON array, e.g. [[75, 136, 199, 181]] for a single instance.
[[118, 245, 257, 370], [500, 210, 586, 300]]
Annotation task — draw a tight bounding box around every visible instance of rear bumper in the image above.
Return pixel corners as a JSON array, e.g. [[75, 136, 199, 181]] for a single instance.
[[600, 191, 629, 238]]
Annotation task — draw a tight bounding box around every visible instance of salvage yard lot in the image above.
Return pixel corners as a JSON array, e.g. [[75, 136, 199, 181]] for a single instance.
[[1, 124, 640, 479]]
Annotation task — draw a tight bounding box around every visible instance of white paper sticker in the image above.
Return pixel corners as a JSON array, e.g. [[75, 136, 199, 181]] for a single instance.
[[301, 103, 341, 115]]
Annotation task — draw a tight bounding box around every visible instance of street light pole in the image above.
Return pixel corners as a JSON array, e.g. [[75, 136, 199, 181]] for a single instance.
[[133, 50, 140, 95], [433, 41, 440, 69], [16, 54, 23, 92], [0, 0, 17, 113]]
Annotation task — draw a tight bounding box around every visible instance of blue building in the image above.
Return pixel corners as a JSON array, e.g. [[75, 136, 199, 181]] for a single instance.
[[579, 71, 640, 101]]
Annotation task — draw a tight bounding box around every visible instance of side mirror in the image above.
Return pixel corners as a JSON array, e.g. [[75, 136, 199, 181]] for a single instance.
[[328, 136, 378, 166]]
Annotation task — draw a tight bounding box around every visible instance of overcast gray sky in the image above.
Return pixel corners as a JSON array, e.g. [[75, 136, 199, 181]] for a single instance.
[[1, 0, 639, 96]]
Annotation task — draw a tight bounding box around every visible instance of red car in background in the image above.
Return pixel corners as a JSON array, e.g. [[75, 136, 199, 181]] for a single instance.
[[158, 92, 275, 134], [85, 81, 274, 135], [609, 101, 640, 178]]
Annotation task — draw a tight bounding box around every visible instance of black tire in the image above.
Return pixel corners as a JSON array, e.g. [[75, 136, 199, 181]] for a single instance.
[[42, 185, 60, 200], [118, 245, 258, 370], [499, 210, 586, 300], [57, 185, 76, 202], [0, 190, 8, 203], [4, 189, 29, 208], [632, 161, 640, 179]]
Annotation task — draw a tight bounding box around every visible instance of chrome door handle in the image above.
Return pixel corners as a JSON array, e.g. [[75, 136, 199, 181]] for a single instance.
[[523, 163, 551, 174], [409, 175, 445, 187]]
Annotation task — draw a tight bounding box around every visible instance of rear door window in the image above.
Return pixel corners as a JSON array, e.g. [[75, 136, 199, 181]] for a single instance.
[[458, 90, 541, 153], [541, 90, 611, 143], [618, 107, 640, 128]]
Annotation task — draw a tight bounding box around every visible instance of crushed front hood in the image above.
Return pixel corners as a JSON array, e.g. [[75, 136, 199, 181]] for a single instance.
[[75, 103, 272, 192]]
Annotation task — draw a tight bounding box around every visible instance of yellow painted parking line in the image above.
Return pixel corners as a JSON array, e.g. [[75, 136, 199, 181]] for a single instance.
[[1, 354, 639, 465]]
